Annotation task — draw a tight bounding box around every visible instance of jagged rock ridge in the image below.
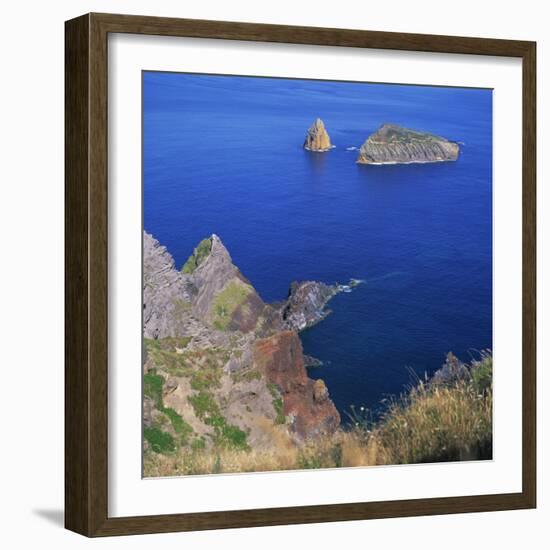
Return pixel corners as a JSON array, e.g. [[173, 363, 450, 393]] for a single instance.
[[304, 118, 332, 152], [143, 233, 196, 339], [143, 231, 341, 454], [185, 234, 266, 333], [356, 123, 459, 165]]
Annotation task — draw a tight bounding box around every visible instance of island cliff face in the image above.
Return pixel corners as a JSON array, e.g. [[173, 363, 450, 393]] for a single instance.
[[356, 123, 459, 165], [143, 232, 340, 453], [304, 118, 332, 152]]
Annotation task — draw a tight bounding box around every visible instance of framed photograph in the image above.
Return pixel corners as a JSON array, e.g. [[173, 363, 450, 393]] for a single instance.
[[65, 13, 536, 536]]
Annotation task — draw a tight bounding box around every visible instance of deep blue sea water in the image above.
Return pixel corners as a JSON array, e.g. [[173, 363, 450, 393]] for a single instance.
[[143, 72, 493, 419]]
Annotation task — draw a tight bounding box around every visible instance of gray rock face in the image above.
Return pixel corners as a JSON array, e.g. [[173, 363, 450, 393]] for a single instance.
[[192, 235, 247, 316], [304, 355, 323, 368], [357, 123, 459, 164], [192, 238, 230, 311], [143, 232, 229, 347], [188, 234, 266, 333], [281, 281, 339, 332], [432, 352, 469, 385], [304, 118, 332, 152], [143, 232, 194, 339]]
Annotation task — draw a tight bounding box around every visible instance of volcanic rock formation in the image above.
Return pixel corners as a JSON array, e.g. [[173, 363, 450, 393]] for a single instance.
[[304, 118, 333, 152], [281, 281, 339, 332], [356, 123, 459, 164]]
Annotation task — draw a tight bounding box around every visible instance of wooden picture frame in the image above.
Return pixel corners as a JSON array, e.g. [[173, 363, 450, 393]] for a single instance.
[[65, 12, 536, 537]]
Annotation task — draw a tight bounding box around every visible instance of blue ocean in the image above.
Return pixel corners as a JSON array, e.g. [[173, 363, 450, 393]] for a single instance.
[[143, 72, 493, 419]]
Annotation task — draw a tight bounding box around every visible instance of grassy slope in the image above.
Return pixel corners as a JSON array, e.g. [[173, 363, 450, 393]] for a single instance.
[[144, 353, 493, 476], [144, 337, 253, 455], [210, 280, 254, 331]]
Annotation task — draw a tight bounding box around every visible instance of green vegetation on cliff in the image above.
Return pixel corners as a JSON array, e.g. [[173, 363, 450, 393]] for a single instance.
[[181, 237, 212, 274], [268, 383, 286, 425], [145, 338, 227, 380], [143, 367, 194, 449], [188, 390, 249, 450], [144, 337, 247, 454], [163, 407, 193, 441], [144, 353, 492, 475], [144, 427, 176, 454], [144, 372, 165, 409], [369, 125, 440, 144], [211, 280, 255, 331]]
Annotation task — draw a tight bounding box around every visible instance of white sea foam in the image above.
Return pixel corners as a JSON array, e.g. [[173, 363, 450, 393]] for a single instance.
[[359, 158, 450, 165]]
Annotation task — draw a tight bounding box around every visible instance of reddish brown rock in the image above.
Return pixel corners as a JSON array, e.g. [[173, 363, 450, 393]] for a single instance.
[[253, 331, 340, 439], [313, 379, 329, 402]]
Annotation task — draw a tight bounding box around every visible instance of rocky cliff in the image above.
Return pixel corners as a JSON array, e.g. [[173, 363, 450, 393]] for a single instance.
[[356, 123, 459, 165], [279, 279, 363, 332], [253, 331, 340, 438], [304, 118, 333, 152], [143, 232, 340, 458], [281, 281, 339, 331], [143, 233, 197, 339], [182, 234, 267, 334]]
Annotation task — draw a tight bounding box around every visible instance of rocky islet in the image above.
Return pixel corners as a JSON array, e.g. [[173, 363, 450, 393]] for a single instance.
[[356, 123, 460, 164], [303, 118, 333, 152], [303, 120, 459, 164]]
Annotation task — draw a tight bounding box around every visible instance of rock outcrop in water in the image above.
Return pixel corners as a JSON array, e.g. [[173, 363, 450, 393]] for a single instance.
[[279, 279, 363, 332], [281, 281, 339, 332], [143, 231, 340, 454], [304, 118, 332, 152], [356, 123, 459, 165]]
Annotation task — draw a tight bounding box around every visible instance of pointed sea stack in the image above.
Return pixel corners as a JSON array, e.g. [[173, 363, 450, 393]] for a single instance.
[[304, 118, 332, 152], [356, 124, 459, 165]]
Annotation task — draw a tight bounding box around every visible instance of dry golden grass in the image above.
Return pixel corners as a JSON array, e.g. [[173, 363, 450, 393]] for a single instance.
[[144, 448, 290, 477], [364, 379, 492, 465], [143, 430, 372, 477], [143, 355, 492, 476]]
